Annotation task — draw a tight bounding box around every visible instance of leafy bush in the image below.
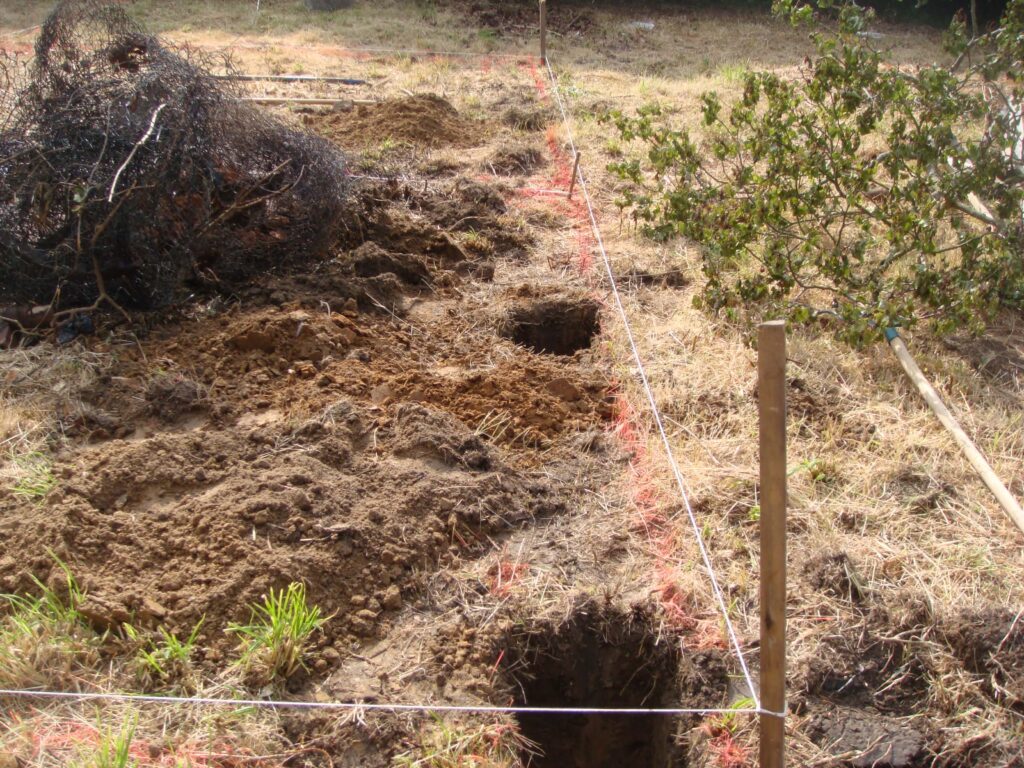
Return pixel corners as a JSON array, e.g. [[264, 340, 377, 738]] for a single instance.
[[607, 0, 1024, 345]]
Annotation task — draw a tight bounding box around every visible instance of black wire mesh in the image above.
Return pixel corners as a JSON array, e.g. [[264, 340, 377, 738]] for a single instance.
[[0, 0, 348, 311]]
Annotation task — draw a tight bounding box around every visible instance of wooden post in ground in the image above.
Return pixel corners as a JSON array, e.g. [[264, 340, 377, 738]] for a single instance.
[[539, 0, 548, 64], [568, 151, 581, 199], [758, 320, 787, 768]]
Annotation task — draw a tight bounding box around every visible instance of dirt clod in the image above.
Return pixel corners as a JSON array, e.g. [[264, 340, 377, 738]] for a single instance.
[[943, 607, 1024, 706], [807, 706, 928, 768], [804, 552, 867, 603], [488, 143, 547, 175]]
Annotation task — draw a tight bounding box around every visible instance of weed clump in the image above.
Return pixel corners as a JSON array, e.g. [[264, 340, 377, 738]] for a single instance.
[[227, 582, 327, 687], [122, 619, 203, 692], [0, 557, 99, 690]]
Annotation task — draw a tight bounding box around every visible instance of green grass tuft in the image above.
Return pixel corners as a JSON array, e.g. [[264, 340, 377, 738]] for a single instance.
[[9, 451, 58, 501], [123, 618, 204, 691], [0, 555, 98, 689], [227, 582, 327, 685]]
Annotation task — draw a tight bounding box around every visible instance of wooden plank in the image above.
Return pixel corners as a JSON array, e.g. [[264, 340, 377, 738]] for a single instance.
[[758, 319, 787, 768], [215, 74, 368, 85]]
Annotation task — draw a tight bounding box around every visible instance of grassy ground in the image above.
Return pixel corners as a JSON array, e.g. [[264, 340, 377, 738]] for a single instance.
[[2, 1, 1023, 766]]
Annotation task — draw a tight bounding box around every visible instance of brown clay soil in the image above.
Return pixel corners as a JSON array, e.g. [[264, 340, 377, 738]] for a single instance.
[[303, 94, 484, 149], [0, 161, 613, 654]]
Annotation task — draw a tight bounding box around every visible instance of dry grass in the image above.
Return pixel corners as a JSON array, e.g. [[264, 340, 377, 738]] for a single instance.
[[573, 55, 1024, 768], [0, 697, 293, 767]]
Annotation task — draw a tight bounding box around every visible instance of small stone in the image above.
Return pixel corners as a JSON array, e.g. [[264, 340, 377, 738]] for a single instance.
[[382, 585, 403, 610], [139, 597, 168, 620], [350, 595, 367, 606], [370, 383, 395, 405], [79, 595, 131, 630], [350, 617, 373, 636], [356, 609, 377, 622], [545, 377, 581, 402]]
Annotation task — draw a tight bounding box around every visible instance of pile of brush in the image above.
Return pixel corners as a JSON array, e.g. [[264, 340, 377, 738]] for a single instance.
[[0, 0, 348, 323]]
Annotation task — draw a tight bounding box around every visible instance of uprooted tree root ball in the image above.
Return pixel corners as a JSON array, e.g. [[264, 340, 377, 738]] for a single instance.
[[0, 0, 348, 313]]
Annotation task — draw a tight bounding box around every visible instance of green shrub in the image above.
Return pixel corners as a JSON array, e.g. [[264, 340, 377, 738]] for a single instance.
[[608, 0, 1024, 345]]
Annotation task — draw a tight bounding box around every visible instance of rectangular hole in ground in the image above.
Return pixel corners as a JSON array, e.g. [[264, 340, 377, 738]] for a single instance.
[[506, 606, 717, 768]]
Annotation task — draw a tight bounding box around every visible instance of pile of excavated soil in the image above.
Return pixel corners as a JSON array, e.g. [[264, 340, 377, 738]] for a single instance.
[[488, 142, 547, 176], [0, 397, 564, 654], [464, 0, 593, 36], [304, 95, 483, 148], [0, 175, 613, 674]]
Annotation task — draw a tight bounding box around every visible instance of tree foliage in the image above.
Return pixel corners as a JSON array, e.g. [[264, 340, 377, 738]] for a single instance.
[[607, 0, 1024, 344]]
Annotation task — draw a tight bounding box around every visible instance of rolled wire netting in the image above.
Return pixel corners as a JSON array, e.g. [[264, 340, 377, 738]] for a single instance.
[[0, 0, 348, 312]]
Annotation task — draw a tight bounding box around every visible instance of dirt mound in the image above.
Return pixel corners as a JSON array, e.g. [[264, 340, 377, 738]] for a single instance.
[[304, 95, 482, 148], [803, 551, 867, 603], [488, 142, 547, 175], [0, 399, 564, 653], [943, 608, 1024, 707], [466, 0, 592, 37], [806, 706, 928, 768], [409, 179, 534, 260]]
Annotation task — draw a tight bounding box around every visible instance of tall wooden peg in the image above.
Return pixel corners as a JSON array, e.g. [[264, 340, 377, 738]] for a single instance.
[[758, 320, 787, 768], [539, 0, 548, 64], [568, 151, 581, 199]]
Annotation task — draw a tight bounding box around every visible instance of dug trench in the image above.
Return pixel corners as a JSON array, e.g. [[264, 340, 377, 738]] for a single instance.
[[498, 603, 731, 768], [0, 89, 727, 766]]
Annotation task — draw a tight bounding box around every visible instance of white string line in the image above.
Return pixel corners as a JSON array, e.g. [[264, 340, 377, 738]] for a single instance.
[[0, 689, 770, 717], [543, 57, 763, 713]]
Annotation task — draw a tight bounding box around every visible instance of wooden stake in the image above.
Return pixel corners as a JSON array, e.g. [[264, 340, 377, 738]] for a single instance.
[[568, 151, 581, 199], [758, 320, 787, 768], [887, 330, 1024, 536], [539, 0, 548, 64]]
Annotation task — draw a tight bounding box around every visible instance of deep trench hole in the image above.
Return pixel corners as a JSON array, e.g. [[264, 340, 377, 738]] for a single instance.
[[509, 610, 687, 768], [501, 298, 600, 356]]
